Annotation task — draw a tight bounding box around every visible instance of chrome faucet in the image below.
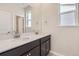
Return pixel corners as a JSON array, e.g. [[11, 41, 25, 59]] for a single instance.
[[13, 31, 20, 38]]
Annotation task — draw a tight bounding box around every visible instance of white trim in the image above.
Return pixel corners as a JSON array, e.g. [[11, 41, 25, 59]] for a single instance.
[[57, 24, 79, 27], [50, 50, 65, 56], [60, 4, 75, 6]]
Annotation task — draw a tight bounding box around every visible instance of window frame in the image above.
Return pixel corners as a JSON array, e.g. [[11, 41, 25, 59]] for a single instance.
[[58, 3, 78, 27], [26, 10, 32, 28], [25, 6, 32, 28]]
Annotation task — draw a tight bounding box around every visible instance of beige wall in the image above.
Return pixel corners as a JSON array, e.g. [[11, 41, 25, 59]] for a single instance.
[[32, 3, 79, 56], [31, 3, 42, 33], [43, 3, 79, 56], [49, 4, 79, 56]]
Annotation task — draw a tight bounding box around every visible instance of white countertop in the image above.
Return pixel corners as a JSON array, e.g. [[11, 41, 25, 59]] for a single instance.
[[0, 33, 50, 53]]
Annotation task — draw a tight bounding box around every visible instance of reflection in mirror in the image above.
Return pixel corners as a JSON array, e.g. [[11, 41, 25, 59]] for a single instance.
[[24, 5, 32, 33], [15, 5, 32, 35], [15, 16, 24, 34], [0, 10, 12, 34], [0, 4, 32, 39], [14, 15, 24, 38]]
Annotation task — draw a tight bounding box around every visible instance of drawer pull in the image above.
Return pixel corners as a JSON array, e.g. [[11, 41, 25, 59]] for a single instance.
[[28, 53, 31, 55], [26, 53, 31, 56]]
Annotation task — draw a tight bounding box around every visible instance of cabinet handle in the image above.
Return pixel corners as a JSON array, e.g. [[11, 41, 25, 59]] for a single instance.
[[26, 53, 31, 56], [28, 53, 31, 56], [27, 53, 31, 56]]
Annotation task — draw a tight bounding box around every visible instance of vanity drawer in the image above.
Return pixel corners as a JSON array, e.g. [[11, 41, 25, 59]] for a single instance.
[[0, 39, 40, 56], [0, 44, 29, 56], [28, 39, 40, 49], [22, 46, 40, 56]]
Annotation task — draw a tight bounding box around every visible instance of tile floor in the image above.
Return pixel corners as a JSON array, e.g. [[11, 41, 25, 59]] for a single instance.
[[48, 53, 55, 56]]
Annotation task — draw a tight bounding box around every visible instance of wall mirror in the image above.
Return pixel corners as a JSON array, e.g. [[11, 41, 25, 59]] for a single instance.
[[15, 5, 32, 34], [0, 10, 12, 34], [0, 3, 42, 35]]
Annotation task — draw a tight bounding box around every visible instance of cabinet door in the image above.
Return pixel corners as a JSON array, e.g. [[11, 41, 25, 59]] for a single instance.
[[23, 46, 40, 56], [41, 42, 46, 56], [45, 40, 50, 55], [41, 40, 50, 56]]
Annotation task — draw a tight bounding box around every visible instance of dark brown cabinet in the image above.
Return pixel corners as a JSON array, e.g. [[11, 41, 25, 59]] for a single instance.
[[0, 35, 51, 56], [45, 40, 50, 55], [41, 43, 46, 56], [41, 35, 51, 56], [22, 46, 40, 56]]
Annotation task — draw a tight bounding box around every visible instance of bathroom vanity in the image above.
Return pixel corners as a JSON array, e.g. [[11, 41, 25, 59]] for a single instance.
[[0, 34, 51, 56], [0, 4, 52, 56]]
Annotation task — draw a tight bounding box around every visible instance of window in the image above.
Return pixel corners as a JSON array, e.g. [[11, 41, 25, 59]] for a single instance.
[[24, 6, 32, 32], [60, 3, 76, 26], [26, 10, 32, 27], [24, 5, 32, 28]]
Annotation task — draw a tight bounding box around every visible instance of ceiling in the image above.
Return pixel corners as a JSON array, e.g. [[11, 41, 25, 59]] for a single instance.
[[0, 3, 30, 8], [0, 3, 32, 12]]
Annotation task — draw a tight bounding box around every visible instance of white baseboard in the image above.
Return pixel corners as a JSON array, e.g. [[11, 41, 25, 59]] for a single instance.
[[50, 50, 65, 56]]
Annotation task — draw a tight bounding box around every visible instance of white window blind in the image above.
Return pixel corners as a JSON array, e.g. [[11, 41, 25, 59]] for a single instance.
[[60, 4, 76, 26]]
